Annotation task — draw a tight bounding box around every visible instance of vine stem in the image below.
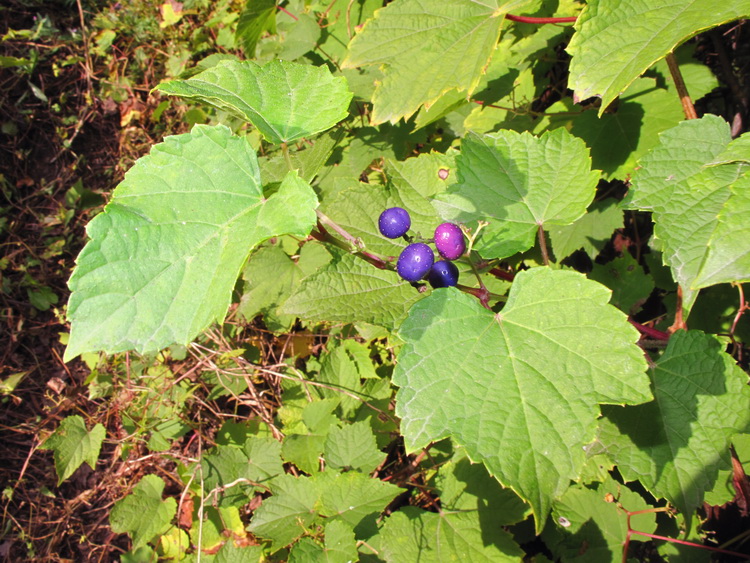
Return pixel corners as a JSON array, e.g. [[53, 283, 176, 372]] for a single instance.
[[310, 221, 390, 269], [665, 52, 698, 120], [628, 319, 670, 341], [621, 506, 750, 561], [277, 4, 298, 21], [537, 224, 550, 265], [669, 285, 687, 333], [281, 142, 294, 171]]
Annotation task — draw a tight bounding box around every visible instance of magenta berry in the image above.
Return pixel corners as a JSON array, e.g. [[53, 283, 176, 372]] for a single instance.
[[397, 243, 434, 282], [379, 207, 411, 239], [428, 260, 459, 288], [434, 223, 466, 260]]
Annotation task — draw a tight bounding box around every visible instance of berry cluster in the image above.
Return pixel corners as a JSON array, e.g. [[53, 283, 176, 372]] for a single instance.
[[378, 207, 466, 288]]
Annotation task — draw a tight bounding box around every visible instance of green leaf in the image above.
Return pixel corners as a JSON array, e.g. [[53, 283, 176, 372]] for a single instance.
[[318, 339, 375, 417], [622, 116, 750, 311], [378, 506, 523, 562], [317, 470, 402, 533], [567, 0, 750, 115], [247, 473, 320, 550], [543, 77, 685, 180], [705, 432, 750, 506], [622, 115, 732, 211], [316, 0, 381, 64], [157, 526, 189, 560], [155, 60, 352, 144], [324, 420, 385, 473], [39, 415, 105, 485], [393, 268, 650, 530], [110, 475, 177, 550], [281, 398, 339, 474], [65, 125, 318, 359], [342, 0, 534, 124], [432, 450, 529, 525], [548, 199, 623, 261], [215, 541, 264, 562], [238, 242, 332, 331], [323, 520, 359, 562], [437, 129, 599, 260], [236, 0, 277, 56], [692, 173, 750, 288], [589, 253, 655, 315], [282, 252, 425, 329], [545, 477, 656, 562], [200, 437, 284, 507], [600, 330, 750, 517], [288, 520, 358, 563]]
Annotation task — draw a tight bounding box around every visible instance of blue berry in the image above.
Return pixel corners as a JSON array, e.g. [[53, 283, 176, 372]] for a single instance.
[[428, 260, 459, 288], [379, 207, 411, 239], [434, 223, 466, 260], [397, 243, 434, 282]]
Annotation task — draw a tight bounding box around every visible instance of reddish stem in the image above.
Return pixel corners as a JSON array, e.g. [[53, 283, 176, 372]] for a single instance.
[[505, 14, 577, 24], [277, 5, 298, 21], [628, 530, 750, 558], [310, 225, 390, 270], [665, 52, 698, 120], [459, 285, 492, 310], [629, 319, 670, 341], [489, 268, 515, 282]]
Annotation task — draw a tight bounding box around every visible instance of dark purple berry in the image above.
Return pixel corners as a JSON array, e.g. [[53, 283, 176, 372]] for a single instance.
[[379, 207, 411, 239], [428, 260, 459, 288], [434, 223, 466, 260], [397, 243, 434, 282]]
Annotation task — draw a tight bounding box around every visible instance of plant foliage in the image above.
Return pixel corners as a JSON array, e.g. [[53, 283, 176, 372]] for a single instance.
[[54, 0, 750, 559]]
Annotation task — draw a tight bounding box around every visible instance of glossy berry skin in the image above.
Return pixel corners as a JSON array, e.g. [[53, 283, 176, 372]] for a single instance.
[[428, 260, 459, 288], [378, 207, 411, 239], [434, 222, 466, 260], [397, 243, 434, 282]]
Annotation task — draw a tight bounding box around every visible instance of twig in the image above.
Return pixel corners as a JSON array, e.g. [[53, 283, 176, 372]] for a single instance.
[[537, 224, 550, 265], [277, 5, 298, 21], [669, 285, 688, 333], [629, 319, 670, 341], [665, 52, 698, 120], [310, 221, 390, 269]]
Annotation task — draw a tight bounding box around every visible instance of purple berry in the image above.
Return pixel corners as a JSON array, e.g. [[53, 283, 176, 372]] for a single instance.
[[428, 260, 459, 288], [397, 243, 434, 282], [434, 223, 466, 260], [379, 207, 411, 239]]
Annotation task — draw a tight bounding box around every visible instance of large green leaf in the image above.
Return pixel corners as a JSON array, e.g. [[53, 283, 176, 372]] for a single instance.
[[540, 77, 685, 180], [377, 506, 523, 562], [247, 474, 320, 550], [39, 415, 105, 485], [235, 0, 277, 56], [393, 268, 650, 530], [110, 475, 177, 550], [288, 520, 358, 563], [436, 128, 599, 260], [66, 125, 318, 360], [155, 59, 352, 144], [599, 330, 750, 517], [200, 437, 284, 507], [567, 0, 750, 115], [622, 116, 750, 312], [342, 0, 534, 124], [317, 470, 402, 532], [548, 199, 623, 261], [545, 476, 656, 562], [431, 449, 529, 525], [282, 252, 425, 329]]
